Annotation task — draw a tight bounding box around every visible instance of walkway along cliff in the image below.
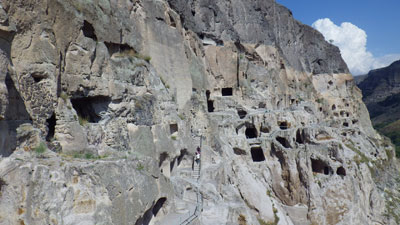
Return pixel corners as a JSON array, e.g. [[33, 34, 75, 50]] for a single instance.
[[0, 0, 399, 224]]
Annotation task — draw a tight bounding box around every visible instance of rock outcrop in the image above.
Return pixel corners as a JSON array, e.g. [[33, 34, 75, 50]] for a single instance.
[[0, 0, 398, 225], [357, 60, 400, 157]]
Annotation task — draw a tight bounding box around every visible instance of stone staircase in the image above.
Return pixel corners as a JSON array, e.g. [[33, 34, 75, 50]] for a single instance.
[[192, 161, 201, 180], [179, 157, 203, 225]]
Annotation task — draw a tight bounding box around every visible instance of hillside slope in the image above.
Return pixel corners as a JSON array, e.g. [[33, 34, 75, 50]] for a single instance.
[[357, 60, 400, 156]]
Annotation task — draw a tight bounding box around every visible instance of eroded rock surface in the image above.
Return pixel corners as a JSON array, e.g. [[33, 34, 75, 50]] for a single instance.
[[0, 0, 398, 225]]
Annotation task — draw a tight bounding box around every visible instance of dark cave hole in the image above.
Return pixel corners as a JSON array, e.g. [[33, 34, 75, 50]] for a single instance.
[[159, 152, 169, 167], [152, 197, 167, 217], [1, 73, 32, 157], [82, 20, 97, 40], [45, 113, 56, 141], [31, 72, 46, 83], [343, 122, 349, 127], [245, 125, 258, 139], [336, 167, 346, 176], [276, 136, 291, 148], [331, 104, 336, 110], [221, 87, 233, 96], [278, 121, 289, 130], [311, 158, 331, 175], [177, 149, 187, 166], [233, 147, 247, 155], [296, 129, 305, 144], [250, 147, 265, 162], [206, 90, 214, 112], [237, 109, 247, 119], [71, 96, 111, 123], [104, 42, 133, 56], [260, 125, 270, 133], [169, 123, 178, 134]]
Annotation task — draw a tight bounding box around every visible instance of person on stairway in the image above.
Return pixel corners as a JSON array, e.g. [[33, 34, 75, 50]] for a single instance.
[[195, 147, 201, 164]]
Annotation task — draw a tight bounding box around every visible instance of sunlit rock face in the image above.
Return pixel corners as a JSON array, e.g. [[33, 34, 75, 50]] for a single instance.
[[0, 0, 398, 225]]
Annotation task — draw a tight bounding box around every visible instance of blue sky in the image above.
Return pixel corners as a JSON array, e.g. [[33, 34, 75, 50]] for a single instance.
[[276, 0, 400, 74]]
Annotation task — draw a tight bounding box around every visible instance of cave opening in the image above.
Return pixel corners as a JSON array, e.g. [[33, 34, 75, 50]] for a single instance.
[[237, 109, 247, 119], [71, 96, 111, 123], [278, 121, 289, 130], [169, 123, 178, 134], [82, 20, 97, 40], [177, 149, 187, 166], [1, 73, 32, 157], [206, 90, 214, 112], [276, 136, 291, 148], [159, 152, 169, 167], [343, 122, 349, 127], [296, 129, 305, 144], [251, 147, 265, 162], [260, 125, 270, 133], [245, 125, 258, 139], [46, 113, 56, 141], [336, 167, 346, 176], [311, 158, 330, 175], [221, 87, 233, 96]]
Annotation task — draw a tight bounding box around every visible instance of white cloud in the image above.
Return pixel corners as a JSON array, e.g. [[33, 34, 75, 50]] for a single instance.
[[312, 18, 400, 75]]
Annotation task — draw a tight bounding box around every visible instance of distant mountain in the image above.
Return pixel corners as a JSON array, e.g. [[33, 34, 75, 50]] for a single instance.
[[357, 60, 400, 155]]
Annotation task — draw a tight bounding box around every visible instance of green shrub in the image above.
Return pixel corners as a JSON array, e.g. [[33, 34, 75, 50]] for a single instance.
[[34, 142, 47, 154]]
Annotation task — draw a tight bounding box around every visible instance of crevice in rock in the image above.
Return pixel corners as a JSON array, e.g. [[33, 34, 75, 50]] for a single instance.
[[82, 20, 97, 41], [221, 87, 233, 96], [311, 158, 331, 175], [152, 197, 167, 217], [170, 158, 176, 172], [276, 136, 291, 148], [71, 96, 111, 123], [45, 113, 56, 141], [250, 147, 265, 162]]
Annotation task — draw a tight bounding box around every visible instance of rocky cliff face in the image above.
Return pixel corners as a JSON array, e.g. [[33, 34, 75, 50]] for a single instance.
[[0, 0, 398, 225], [357, 60, 400, 157]]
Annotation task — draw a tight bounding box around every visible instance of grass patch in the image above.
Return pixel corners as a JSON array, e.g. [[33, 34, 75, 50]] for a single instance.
[[78, 115, 89, 126], [257, 205, 280, 225], [136, 163, 144, 171], [60, 92, 69, 102], [34, 142, 47, 154], [238, 214, 247, 225], [178, 113, 185, 120]]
